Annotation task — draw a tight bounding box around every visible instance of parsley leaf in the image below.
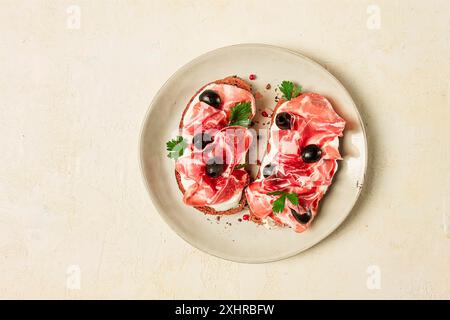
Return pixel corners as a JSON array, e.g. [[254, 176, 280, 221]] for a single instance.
[[272, 194, 286, 214], [292, 84, 302, 98], [279, 81, 294, 100], [229, 102, 252, 127], [286, 193, 299, 206], [166, 136, 187, 160], [268, 191, 300, 214], [234, 164, 247, 170], [278, 81, 302, 100]]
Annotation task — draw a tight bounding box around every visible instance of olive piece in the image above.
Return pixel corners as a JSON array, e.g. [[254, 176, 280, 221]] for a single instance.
[[199, 90, 221, 108], [301, 144, 322, 163], [275, 112, 292, 130], [262, 164, 276, 178], [205, 157, 225, 178], [192, 132, 212, 150], [290, 208, 312, 224]]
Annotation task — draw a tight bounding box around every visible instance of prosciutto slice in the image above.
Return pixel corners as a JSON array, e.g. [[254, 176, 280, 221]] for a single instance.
[[182, 83, 256, 136], [176, 127, 252, 206], [245, 93, 345, 232]]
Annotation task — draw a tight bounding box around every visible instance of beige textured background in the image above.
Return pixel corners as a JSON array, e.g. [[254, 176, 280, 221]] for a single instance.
[[0, 0, 449, 299]]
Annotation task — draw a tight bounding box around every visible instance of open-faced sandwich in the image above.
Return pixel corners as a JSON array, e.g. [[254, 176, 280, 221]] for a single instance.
[[245, 81, 346, 232], [166, 76, 256, 214]]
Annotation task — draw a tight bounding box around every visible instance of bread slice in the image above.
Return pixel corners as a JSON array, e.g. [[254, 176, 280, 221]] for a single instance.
[[175, 76, 253, 215]]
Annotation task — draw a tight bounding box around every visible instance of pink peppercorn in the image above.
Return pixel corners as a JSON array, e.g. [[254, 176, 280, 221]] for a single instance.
[[249, 74, 256, 80], [242, 214, 250, 221]]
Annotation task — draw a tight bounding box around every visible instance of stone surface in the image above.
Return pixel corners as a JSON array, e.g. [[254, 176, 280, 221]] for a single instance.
[[0, 0, 449, 299]]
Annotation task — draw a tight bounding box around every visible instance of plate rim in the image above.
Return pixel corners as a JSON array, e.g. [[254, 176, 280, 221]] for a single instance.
[[139, 43, 368, 263]]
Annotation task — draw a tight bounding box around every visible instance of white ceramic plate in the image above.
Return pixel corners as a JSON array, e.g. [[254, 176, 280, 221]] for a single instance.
[[140, 44, 367, 263]]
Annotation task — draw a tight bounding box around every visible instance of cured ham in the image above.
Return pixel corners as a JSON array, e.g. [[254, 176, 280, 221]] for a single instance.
[[182, 83, 256, 136], [176, 127, 252, 206], [245, 93, 345, 232], [175, 79, 256, 212]]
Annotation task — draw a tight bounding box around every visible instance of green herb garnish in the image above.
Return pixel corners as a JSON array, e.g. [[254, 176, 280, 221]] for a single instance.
[[267, 191, 299, 214], [228, 102, 252, 127], [166, 136, 187, 160], [278, 81, 302, 101], [234, 163, 247, 170]]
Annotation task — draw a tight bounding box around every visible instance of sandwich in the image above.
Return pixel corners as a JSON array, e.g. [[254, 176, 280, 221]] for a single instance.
[[245, 81, 346, 232], [166, 76, 256, 215]]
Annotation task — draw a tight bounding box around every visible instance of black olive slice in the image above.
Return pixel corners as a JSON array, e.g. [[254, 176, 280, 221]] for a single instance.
[[192, 132, 213, 150], [301, 144, 322, 163], [262, 164, 277, 178], [205, 157, 225, 178], [290, 208, 312, 224], [275, 112, 292, 130], [199, 90, 221, 108]]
